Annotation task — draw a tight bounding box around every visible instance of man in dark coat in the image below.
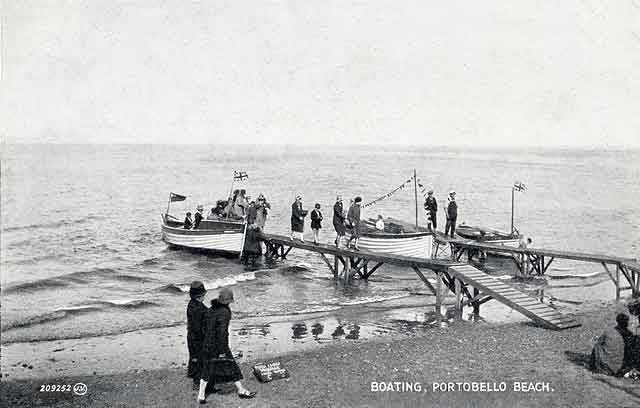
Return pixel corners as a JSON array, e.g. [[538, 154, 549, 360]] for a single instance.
[[346, 196, 362, 250], [290, 195, 307, 241], [333, 195, 346, 247], [187, 281, 208, 387], [445, 191, 458, 238], [198, 288, 256, 403], [245, 198, 258, 225], [424, 190, 438, 231]]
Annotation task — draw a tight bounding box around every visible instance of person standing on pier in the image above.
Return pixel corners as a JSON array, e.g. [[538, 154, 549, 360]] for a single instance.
[[187, 281, 208, 389], [255, 193, 271, 231], [346, 196, 362, 250], [445, 191, 458, 238], [245, 197, 257, 225], [310, 203, 323, 245], [424, 190, 438, 231], [290, 195, 307, 241], [333, 195, 346, 247]]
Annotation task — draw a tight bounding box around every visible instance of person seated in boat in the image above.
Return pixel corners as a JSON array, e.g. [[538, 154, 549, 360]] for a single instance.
[[590, 313, 635, 376], [346, 197, 362, 250], [255, 194, 271, 231], [194, 205, 204, 229], [184, 212, 193, 229], [375, 215, 385, 232]]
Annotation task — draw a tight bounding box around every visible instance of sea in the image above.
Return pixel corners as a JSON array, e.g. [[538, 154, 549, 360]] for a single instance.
[[1, 144, 639, 352]]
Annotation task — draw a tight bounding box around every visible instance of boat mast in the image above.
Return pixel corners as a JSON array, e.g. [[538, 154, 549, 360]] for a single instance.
[[510, 186, 515, 234], [414, 168, 418, 230]]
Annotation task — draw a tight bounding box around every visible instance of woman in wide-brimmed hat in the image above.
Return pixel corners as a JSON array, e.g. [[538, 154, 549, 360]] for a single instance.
[[187, 281, 208, 387], [198, 288, 256, 403]]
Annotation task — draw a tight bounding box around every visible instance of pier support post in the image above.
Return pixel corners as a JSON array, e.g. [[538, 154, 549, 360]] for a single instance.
[[616, 264, 620, 301], [334, 255, 339, 280], [344, 257, 351, 283], [455, 278, 462, 320], [436, 271, 443, 320], [473, 287, 480, 321]]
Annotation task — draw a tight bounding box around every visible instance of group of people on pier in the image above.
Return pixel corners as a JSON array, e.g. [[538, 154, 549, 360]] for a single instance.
[[186, 283, 256, 404], [290, 194, 364, 250], [423, 190, 458, 238]]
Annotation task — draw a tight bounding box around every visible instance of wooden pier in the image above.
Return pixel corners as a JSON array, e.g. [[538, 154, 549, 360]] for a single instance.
[[439, 238, 639, 299], [262, 234, 581, 330]]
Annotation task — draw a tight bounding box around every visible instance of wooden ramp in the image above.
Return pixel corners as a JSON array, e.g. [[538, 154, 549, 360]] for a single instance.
[[448, 264, 581, 330]]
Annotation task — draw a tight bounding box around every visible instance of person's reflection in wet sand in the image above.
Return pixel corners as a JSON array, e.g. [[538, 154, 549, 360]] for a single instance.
[[345, 324, 360, 340], [311, 323, 324, 339], [291, 322, 307, 339]]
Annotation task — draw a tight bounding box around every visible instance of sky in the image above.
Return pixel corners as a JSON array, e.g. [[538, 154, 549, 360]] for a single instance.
[[1, 1, 640, 147]]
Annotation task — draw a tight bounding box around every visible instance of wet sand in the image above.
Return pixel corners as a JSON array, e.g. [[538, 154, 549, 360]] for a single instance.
[[2, 300, 639, 407]]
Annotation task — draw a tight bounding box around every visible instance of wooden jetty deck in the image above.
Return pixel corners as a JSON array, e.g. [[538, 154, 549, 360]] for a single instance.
[[438, 237, 639, 299], [262, 234, 580, 330]]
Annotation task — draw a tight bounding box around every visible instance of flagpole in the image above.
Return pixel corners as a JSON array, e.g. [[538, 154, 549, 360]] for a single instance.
[[414, 169, 418, 230]]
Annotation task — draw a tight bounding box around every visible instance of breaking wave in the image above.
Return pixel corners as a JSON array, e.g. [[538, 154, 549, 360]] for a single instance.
[[3, 268, 151, 293], [157, 272, 259, 294]]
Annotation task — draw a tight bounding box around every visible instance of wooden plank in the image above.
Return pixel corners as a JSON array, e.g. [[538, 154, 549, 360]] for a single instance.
[[411, 265, 437, 295], [318, 253, 336, 276]]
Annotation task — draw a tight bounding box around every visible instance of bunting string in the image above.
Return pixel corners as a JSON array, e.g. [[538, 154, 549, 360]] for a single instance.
[[362, 177, 415, 208]]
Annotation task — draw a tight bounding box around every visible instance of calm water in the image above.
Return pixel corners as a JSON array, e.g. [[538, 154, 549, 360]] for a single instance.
[[1, 144, 639, 346]]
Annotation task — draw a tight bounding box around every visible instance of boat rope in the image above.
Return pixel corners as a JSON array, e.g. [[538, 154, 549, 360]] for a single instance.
[[362, 176, 415, 208]]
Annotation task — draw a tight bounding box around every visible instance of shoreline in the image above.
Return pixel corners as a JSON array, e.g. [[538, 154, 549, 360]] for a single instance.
[[2, 300, 639, 407]]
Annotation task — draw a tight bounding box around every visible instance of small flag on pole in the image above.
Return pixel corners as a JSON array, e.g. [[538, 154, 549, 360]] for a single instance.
[[170, 192, 187, 202], [234, 171, 249, 181], [513, 181, 526, 192]]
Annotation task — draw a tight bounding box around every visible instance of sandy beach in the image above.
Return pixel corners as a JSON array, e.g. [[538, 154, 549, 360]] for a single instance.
[[2, 299, 639, 408]]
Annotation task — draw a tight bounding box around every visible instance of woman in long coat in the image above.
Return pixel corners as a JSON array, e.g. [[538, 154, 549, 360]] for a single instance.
[[255, 194, 271, 230], [332, 195, 346, 247], [197, 288, 255, 403], [187, 281, 208, 387], [290, 195, 307, 241]]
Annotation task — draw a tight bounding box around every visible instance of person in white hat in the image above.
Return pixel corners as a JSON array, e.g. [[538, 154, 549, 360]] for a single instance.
[[290, 195, 307, 241], [445, 191, 458, 238]]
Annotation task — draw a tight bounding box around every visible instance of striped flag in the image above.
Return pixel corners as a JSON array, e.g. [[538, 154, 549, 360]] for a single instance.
[[513, 181, 526, 192], [234, 171, 248, 181], [170, 192, 187, 202]]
